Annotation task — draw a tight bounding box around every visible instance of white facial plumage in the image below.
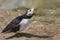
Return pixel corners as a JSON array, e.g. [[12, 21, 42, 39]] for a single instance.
[[26, 7, 34, 16]]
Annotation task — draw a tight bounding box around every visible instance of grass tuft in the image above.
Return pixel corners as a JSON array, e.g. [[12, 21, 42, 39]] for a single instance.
[[12, 6, 28, 11], [37, 11, 46, 16], [41, 20, 55, 25], [52, 13, 60, 17]]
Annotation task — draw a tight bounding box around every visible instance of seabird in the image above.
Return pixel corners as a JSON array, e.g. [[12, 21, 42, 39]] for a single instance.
[[1, 7, 37, 36]]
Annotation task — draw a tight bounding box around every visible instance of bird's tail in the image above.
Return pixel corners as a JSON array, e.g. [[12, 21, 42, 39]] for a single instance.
[[1, 26, 11, 33], [1, 25, 20, 33]]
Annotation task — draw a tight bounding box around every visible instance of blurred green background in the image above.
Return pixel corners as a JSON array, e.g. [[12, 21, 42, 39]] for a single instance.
[[26, 0, 60, 9], [0, 0, 60, 9]]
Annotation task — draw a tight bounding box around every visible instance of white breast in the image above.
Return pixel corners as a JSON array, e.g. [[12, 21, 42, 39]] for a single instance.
[[19, 19, 30, 31]]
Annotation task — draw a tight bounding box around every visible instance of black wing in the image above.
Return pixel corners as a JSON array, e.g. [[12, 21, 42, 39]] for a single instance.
[[2, 15, 24, 33]]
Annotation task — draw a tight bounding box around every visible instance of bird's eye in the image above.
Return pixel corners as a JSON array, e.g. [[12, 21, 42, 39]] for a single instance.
[[29, 10, 31, 11]]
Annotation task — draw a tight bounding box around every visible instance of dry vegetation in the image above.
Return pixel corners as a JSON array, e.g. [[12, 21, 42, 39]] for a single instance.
[[0, 0, 60, 40], [0, 9, 60, 40]]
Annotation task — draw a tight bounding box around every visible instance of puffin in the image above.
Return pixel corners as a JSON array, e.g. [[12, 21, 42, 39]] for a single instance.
[[1, 7, 37, 36]]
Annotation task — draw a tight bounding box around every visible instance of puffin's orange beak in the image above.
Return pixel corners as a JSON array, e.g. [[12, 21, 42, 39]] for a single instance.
[[34, 8, 38, 11], [34, 8, 38, 15]]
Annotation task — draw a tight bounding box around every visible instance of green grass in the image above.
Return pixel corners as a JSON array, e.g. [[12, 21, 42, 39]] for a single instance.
[[37, 11, 46, 16], [41, 20, 55, 25], [52, 13, 60, 17], [37, 0, 60, 9], [12, 6, 28, 11]]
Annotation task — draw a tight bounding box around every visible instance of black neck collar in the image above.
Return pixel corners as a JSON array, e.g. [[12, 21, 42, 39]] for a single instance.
[[23, 14, 34, 19]]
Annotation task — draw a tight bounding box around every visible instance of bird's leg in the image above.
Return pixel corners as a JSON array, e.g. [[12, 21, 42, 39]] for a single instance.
[[16, 31, 24, 37], [15, 33, 24, 37]]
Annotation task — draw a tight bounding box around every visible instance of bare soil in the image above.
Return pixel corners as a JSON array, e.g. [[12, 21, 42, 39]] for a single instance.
[[0, 10, 60, 40]]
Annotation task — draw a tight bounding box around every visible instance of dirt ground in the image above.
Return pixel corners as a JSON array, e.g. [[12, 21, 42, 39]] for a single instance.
[[0, 10, 60, 40]]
